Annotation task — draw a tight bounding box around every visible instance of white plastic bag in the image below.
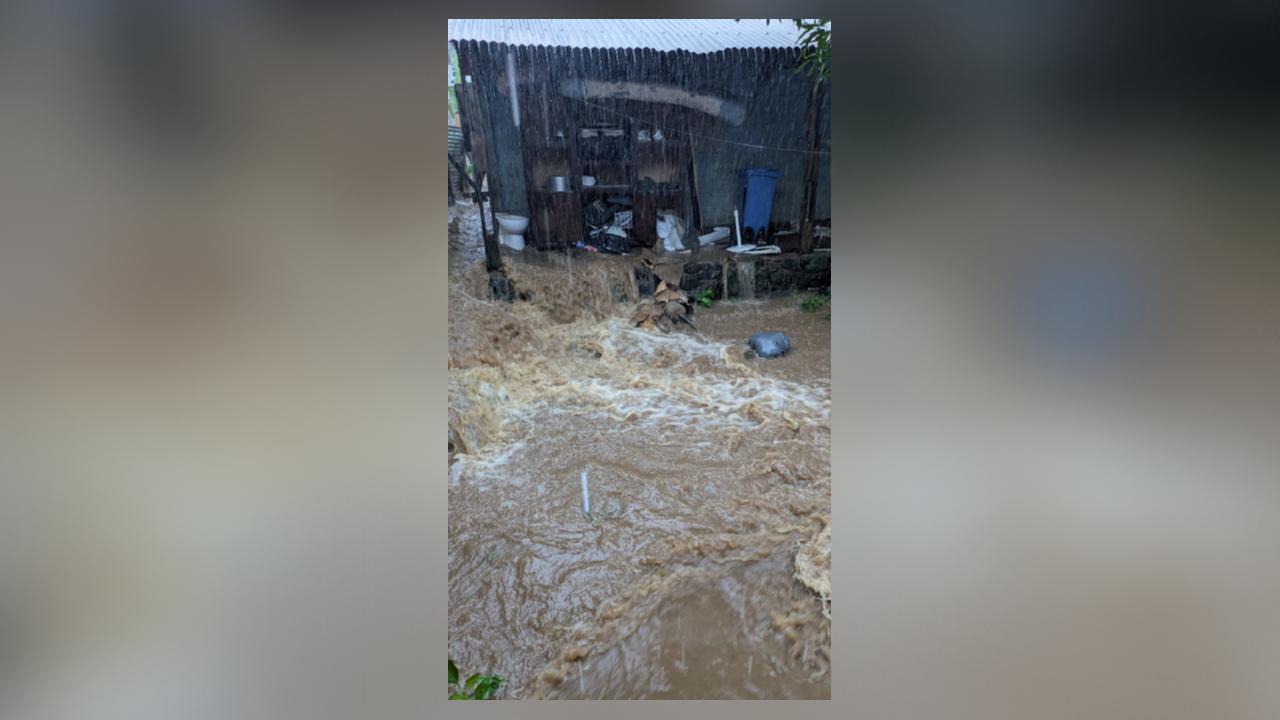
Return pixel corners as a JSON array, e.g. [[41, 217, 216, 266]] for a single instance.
[[657, 213, 684, 253]]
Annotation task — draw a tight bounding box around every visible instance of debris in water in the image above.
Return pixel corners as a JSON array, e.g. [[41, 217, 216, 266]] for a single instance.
[[794, 523, 832, 619], [654, 280, 684, 306], [629, 280, 698, 334], [564, 645, 588, 662]]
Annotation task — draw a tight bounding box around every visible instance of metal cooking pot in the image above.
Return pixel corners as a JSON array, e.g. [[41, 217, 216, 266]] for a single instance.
[[548, 176, 570, 192]]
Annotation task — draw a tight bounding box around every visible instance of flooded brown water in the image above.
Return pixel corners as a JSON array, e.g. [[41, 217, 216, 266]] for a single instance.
[[448, 203, 831, 699]]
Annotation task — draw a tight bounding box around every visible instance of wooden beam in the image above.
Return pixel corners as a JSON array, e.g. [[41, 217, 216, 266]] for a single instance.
[[454, 41, 493, 216], [449, 155, 500, 269], [687, 110, 701, 233], [514, 45, 540, 249], [799, 73, 826, 254]]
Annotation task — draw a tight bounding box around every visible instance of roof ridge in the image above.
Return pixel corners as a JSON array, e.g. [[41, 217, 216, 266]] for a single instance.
[[447, 19, 806, 54]]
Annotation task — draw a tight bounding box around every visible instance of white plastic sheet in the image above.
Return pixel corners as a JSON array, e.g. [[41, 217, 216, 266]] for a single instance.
[[657, 213, 684, 253]]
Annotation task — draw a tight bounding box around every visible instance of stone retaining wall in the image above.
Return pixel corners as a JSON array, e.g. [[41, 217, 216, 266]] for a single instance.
[[640, 253, 831, 300]]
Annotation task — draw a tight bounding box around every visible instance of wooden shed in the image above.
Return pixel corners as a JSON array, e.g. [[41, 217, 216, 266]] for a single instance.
[[449, 19, 831, 252]]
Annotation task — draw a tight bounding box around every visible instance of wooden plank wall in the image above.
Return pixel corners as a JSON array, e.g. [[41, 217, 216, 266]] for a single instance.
[[455, 40, 832, 239]]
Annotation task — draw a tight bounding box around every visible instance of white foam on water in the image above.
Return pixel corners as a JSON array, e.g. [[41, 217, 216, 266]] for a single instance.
[[519, 372, 830, 435], [450, 313, 829, 471], [450, 439, 530, 486]]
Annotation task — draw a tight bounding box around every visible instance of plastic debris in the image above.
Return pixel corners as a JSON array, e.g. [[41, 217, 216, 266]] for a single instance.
[[748, 331, 792, 358], [727, 244, 781, 255], [698, 226, 731, 245], [656, 213, 684, 253]]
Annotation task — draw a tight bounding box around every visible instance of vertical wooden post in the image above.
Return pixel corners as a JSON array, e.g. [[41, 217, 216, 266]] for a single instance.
[[687, 110, 701, 233], [514, 45, 541, 250], [456, 40, 503, 272], [565, 46, 584, 247], [480, 172, 502, 272], [799, 70, 826, 254]]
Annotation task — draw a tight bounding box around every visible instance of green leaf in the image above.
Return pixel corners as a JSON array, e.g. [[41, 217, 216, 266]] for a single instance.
[[474, 675, 503, 699], [465, 673, 482, 690], [448, 659, 459, 685], [449, 693, 471, 700]]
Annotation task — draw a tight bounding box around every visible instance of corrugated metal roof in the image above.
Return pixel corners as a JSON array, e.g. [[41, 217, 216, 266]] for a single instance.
[[448, 19, 814, 54]]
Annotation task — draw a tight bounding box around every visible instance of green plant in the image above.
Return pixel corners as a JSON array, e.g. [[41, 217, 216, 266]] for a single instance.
[[449, 658, 503, 700], [696, 289, 715, 308], [800, 294, 829, 313], [738, 19, 831, 85], [792, 19, 832, 85]]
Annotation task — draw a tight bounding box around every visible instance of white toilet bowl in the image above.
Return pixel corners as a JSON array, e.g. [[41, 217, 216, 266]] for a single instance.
[[494, 213, 529, 251]]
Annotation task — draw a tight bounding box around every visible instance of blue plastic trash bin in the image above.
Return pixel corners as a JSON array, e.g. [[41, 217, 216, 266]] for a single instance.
[[740, 168, 782, 234]]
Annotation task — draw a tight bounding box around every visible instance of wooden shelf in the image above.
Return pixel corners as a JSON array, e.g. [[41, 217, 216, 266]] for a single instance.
[[634, 143, 680, 152]]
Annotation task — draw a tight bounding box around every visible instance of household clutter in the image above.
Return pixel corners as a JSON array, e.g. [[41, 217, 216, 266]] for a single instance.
[[580, 196, 634, 254]]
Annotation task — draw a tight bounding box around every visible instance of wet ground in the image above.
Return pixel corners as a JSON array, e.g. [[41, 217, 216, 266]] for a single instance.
[[448, 201, 831, 699]]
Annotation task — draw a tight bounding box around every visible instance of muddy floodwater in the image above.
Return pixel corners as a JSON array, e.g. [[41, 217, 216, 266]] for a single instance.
[[448, 203, 830, 699]]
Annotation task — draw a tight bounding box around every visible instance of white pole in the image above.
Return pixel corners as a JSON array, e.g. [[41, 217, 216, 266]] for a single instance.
[[734, 208, 742, 245], [580, 470, 590, 515], [506, 52, 521, 128]]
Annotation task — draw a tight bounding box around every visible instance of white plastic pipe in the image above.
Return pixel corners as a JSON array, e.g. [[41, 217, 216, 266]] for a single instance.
[[580, 470, 590, 515], [734, 208, 742, 245], [506, 52, 520, 128]]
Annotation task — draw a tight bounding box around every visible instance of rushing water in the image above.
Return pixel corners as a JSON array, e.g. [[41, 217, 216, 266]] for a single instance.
[[448, 203, 830, 699]]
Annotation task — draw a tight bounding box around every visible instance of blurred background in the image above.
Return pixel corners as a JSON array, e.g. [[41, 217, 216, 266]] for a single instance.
[[0, 2, 1278, 718], [1, 3, 439, 719], [837, 3, 1280, 718]]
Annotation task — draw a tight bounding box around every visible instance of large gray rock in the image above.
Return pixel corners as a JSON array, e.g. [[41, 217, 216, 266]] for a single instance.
[[748, 331, 792, 358]]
